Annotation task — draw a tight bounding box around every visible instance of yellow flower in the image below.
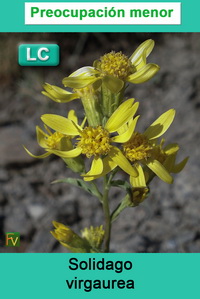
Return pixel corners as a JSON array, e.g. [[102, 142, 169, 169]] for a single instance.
[[142, 139, 189, 185], [51, 221, 91, 253], [24, 110, 79, 159], [51, 222, 105, 252], [24, 126, 67, 159], [122, 109, 177, 187], [41, 98, 139, 180], [81, 225, 105, 250], [24, 110, 86, 173], [62, 40, 160, 94]]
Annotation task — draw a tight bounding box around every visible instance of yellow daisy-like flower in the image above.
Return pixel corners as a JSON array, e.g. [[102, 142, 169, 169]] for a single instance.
[[24, 110, 80, 159], [41, 98, 139, 180], [24, 125, 66, 159], [24, 110, 86, 173], [122, 109, 178, 187], [62, 39, 160, 94], [143, 139, 189, 184], [130, 141, 188, 188]]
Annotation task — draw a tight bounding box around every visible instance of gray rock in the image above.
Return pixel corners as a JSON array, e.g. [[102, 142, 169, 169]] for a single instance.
[[27, 229, 57, 253], [27, 204, 46, 220], [4, 206, 33, 237], [0, 169, 9, 182], [0, 126, 38, 166], [187, 240, 200, 253]]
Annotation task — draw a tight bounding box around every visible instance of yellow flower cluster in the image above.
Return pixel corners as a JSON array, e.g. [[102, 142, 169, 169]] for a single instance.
[[24, 39, 188, 252], [51, 221, 105, 253], [25, 38, 188, 188]]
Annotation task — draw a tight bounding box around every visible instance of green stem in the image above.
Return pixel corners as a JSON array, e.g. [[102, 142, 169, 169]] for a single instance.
[[90, 181, 103, 202], [81, 92, 103, 127], [114, 85, 125, 110], [102, 169, 118, 252], [101, 83, 126, 118]]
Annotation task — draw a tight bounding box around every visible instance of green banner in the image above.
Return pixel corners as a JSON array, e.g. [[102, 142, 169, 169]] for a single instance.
[[0, 0, 200, 32], [1, 253, 199, 298]]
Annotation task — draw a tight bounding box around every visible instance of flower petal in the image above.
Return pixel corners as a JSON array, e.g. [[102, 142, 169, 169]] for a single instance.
[[112, 115, 140, 143], [144, 109, 175, 140], [146, 158, 173, 184], [68, 110, 78, 124], [163, 152, 188, 174], [60, 137, 73, 151], [130, 39, 155, 65], [36, 126, 48, 148], [127, 63, 160, 84], [47, 147, 82, 158], [83, 156, 117, 181], [42, 92, 78, 103], [84, 157, 103, 177], [23, 146, 51, 159], [105, 99, 139, 133], [134, 50, 147, 71], [164, 143, 179, 155], [130, 164, 146, 187], [62, 76, 100, 89], [117, 115, 136, 135], [42, 83, 79, 103], [102, 75, 124, 93], [41, 114, 80, 135], [93, 59, 101, 69], [109, 146, 138, 177], [163, 154, 176, 172], [81, 117, 87, 128], [69, 66, 99, 77], [92, 79, 103, 90], [170, 156, 189, 173], [117, 123, 128, 135]]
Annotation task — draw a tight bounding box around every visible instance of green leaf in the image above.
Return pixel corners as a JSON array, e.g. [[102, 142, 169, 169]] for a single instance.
[[52, 177, 102, 199], [111, 194, 133, 223]]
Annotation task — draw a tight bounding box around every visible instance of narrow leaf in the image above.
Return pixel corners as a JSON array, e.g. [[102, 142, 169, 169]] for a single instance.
[[52, 177, 102, 198]]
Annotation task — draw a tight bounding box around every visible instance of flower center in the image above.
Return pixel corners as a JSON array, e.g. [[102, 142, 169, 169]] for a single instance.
[[77, 126, 111, 158], [45, 132, 64, 150], [123, 132, 153, 162], [99, 51, 132, 80]]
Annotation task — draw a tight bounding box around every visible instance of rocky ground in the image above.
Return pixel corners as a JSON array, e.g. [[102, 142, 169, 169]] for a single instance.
[[0, 33, 199, 253]]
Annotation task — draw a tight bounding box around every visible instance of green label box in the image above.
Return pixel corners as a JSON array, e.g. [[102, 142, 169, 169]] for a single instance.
[[18, 44, 60, 66], [5, 232, 20, 247]]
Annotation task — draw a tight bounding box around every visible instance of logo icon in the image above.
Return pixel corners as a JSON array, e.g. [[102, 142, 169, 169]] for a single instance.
[[5, 232, 20, 247]]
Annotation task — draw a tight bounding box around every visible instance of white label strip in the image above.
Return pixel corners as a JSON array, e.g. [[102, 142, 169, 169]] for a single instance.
[[25, 2, 181, 25]]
